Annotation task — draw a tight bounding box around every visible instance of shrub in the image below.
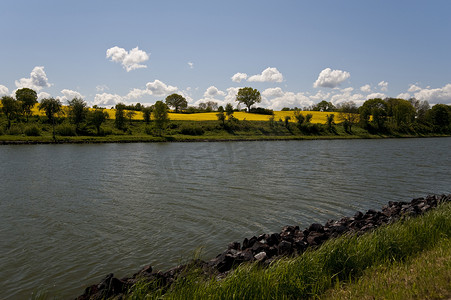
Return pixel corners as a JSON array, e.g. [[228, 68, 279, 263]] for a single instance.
[[7, 125, 24, 135], [180, 124, 205, 135], [56, 124, 77, 136], [249, 107, 274, 115], [24, 125, 41, 136]]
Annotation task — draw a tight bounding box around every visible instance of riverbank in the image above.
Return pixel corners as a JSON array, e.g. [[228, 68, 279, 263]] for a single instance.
[[76, 194, 451, 299]]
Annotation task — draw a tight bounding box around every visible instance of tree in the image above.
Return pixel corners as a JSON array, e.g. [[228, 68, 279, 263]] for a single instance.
[[312, 100, 336, 112], [126, 110, 136, 125], [337, 101, 359, 133], [88, 109, 109, 135], [217, 112, 226, 126], [39, 98, 62, 140], [359, 98, 388, 131], [1, 96, 20, 129], [15, 88, 37, 121], [115, 103, 126, 130], [142, 107, 152, 124], [428, 104, 451, 129], [165, 94, 187, 113], [153, 101, 170, 136], [67, 98, 88, 130], [386, 98, 415, 128], [236, 87, 261, 112], [326, 114, 336, 132], [225, 103, 234, 117]]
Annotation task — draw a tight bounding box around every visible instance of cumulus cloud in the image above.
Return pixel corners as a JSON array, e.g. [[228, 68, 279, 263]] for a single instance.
[[93, 93, 123, 107], [145, 79, 178, 96], [231, 72, 248, 83], [59, 89, 84, 103], [378, 81, 388, 91], [248, 67, 284, 82], [15, 66, 52, 91], [408, 84, 422, 92], [413, 84, 451, 104], [0, 85, 9, 96], [366, 92, 386, 100], [106, 46, 150, 72], [125, 88, 152, 100], [265, 91, 314, 111], [397, 93, 411, 99], [329, 88, 365, 106], [37, 92, 51, 101], [360, 84, 371, 93], [262, 87, 284, 98], [313, 68, 350, 88], [188, 62, 194, 69], [204, 86, 225, 98]]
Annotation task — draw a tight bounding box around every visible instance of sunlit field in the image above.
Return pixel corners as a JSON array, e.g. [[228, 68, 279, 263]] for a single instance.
[[29, 104, 332, 124]]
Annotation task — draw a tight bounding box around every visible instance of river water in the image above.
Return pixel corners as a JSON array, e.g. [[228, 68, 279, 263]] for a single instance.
[[0, 138, 450, 298]]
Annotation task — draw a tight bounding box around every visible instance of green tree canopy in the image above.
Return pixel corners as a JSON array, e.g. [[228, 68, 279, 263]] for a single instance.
[[165, 94, 187, 113], [338, 101, 359, 133], [15, 88, 37, 121], [39, 98, 62, 139], [236, 87, 261, 112], [88, 109, 109, 135], [312, 100, 336, 112], [67, 98, 88, 130], [115, 103, 126, 130], [153, 100, 170, 135], [1, 96, 21, 129], [359, 98, 388, 130], [386, 98, 416, 127]]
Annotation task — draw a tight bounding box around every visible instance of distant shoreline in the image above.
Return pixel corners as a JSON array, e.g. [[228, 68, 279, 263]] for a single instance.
[[1, 133, 450, 145]]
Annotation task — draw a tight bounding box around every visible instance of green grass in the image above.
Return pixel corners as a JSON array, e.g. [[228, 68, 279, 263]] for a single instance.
[[124, 203, 451, 299]]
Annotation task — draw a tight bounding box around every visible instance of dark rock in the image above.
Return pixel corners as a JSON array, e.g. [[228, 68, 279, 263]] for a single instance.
[[278, 240, 293, 255], [242, 236, 258, 250], [308, 223, 324, 233], [254, 251, 267, 261], [266, 233, 280, 246], [354, 211, 363, 220], [228, 241, 241, 251]]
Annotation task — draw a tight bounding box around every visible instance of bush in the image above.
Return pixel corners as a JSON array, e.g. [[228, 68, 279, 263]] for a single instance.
[[249, 107, 274, 115], [56, 124, 77, 136], [7, 125, 24, 135], [24, 125, 41, 136], [180, 124, 205, 135]]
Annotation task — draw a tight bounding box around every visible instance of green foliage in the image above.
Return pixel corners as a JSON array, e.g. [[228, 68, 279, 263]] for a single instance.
[[326, 114, 336, 133], [142, 107, 152, 124], [312, 100, 336, 112], [88, 109, 109, 135], [39, 98, 63, 122], [216, 112, 226, 127], [115, 103, 126, 130], [338, 101, 359, 133], [249, 107, 274, 115], [56, 124, 77, 136], [1, 95, 21, 129], [359, 98, 388, 132], [24, 125, 41, 136], [386, 98, 416, 128], [165, 93, 188, 113], [67, 98, 88, 129], [225, 103, 234, 116], [6, 124, 24, 135], [236, 87, 261, 112], [15, 88, 37, 121], [180, 124, 205, 135], [153, 100, 170, 136], [428, 104, 451, 132]]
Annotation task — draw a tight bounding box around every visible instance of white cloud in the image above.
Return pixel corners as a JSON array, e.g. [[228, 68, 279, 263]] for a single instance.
[[145, 79, 178, 96], [231, 72, 248, 83], [225, 87, 241, 103], [413, 84, 451, 104], [313, 68, 350, 88], [0, 85, 9, 96], [262, 87, 284, 98], [397, 93, 411, 99], [59, 89, 84, 103], [265, 91, 314, 111], [330, 89, 365, 106], [408, 84, 422, 92], [188, 62, 194, 69], [309, 90, 331, 102], [248, 67, 283, 82], [366, 92, 386, 100], [93, 93, 123, 107], [106, 46, 150, 72], [125, 88, 152, 100], [37, 92, 51, 101], [204, 86, 225, 98], [378, 81, 388, 91], [360, 84, 371, 93], [15, 66, 52, 91], [96, 85, 109, 92]]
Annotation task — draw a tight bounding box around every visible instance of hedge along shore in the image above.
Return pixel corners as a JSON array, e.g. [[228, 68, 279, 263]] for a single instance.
[[76, 194, 451, 300]]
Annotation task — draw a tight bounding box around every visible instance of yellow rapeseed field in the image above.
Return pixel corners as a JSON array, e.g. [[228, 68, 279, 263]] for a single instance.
[[27, 104, 333, 123]]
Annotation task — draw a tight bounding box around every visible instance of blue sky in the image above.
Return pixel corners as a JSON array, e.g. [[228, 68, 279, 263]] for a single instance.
[[1, 0, 450, 109]]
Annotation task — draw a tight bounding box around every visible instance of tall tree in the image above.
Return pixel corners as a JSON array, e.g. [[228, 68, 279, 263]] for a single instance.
[[338, 101, 359, 133], [165, 94, 187, 113], [39, 98, 62, 140], [1, 96, 20, 129], [142, 107, 152, 124], [67, 98, 88, 130], [88, 109, 109, 135], [386, 98, 416, 127], [359, 98, 388, 131], [15, 88, 37, 121], [153, 101, 170, 136], [115, 103, 126, 130], [312, 100, 336, 112], [236, 87, 261, 112]]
